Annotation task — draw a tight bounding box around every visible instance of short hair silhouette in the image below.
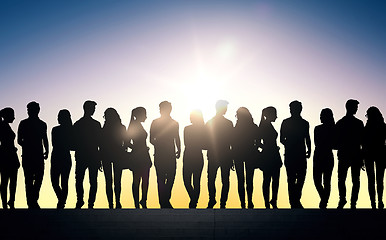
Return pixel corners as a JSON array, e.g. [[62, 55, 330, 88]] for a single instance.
[[83, 100, 97, 116], [215, 100, 229, 115], [27, 101, 40, 117], [320, 108, 335, 125], [159, 101, 172, 116], [289, 100, 302, 116], [345, 99, 359, 115]]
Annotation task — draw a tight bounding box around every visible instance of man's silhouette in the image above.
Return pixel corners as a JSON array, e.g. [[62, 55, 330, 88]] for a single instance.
[[73, 100, 102, 209], [280, 100, 311, 209], [150, 101, 181, 208], [17, 101, 49, 209], [336, 99, 364, 209], [206, 100, 233, 209]]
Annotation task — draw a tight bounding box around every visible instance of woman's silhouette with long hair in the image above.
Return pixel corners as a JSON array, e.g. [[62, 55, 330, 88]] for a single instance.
[[233, 107, 258, 209], [183, 110, 206, 208], [363, 106, 386, 209], [0, 107, 20, 209], [258, 107, 282, 209], [51, 109, 73, 209], [127, 107, 152, 208], [100, 108, 126, 209], [313, 108, 336, 209]]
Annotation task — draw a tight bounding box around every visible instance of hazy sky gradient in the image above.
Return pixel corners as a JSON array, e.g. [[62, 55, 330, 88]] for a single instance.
[[0, 0, 385, 209]]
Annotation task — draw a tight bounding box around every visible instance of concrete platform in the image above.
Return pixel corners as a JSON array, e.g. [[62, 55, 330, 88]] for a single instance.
[[0, 209, 384, 239]]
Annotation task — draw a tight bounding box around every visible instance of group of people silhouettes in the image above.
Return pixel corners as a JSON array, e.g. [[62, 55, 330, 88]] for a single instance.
[[0, 99, 385, 210]]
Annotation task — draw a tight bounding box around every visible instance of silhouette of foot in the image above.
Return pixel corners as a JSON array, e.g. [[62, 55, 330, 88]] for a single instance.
[[337, 199, 347, 209], [57, 201, 65, 209], [108, 202, 114, 209], [371, 201, 376, 209], [88, 203, 94, 209], [139, 200, 147, 209], [116, 202, 122, 209], [220, 203, 226, 209], [270, 200, 277, 209], [350, 204, 356, 210], [248, 202, 254, 209], [241, 202, 246, 209], [207, 199, 217, 209], [76, 200, 84, 209], [189, 200, 197, 209], [379, 201, 384, 210], [134, 202, 140, 209], [7, 201, 14, 209], [319, 200, 327, 209]]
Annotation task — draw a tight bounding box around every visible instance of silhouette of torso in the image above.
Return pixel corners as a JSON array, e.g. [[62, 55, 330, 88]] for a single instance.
[[183, 124, 206, 165], [0, 122, 19, 169], [127, 122, 152, 169], [314, 124, 335, 165], [73, 116, 101, 163], [259, 121, 282, 169], [18, 117, 47, 162], [336, 115, 364, 160], [151, 116, 179, 162], [281, 116, 309, 162], [100, 124, 125, 163], [363, 123, 386, 160], [206, 115, 233, 164], [233, 122, 258, 161], [51, 125, 73, 167]]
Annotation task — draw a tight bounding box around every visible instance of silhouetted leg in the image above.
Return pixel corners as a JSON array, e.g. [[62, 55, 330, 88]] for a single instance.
[[165, 163, 176, 207], [207, 160, 219, 208], [113, 163, 122, 209], [376, 162, 385, 209], [0, 172, 9, 209], [60, 164, 71, 208], [322, 164, 333, 208], [155, 164, 167, 208], [245, 164, 254, 209], [337, 160, 349, 208], [313, 162, 324, 206], [262, 170, 272, 209], [285, 164, 297, 208], [234, 160, 246, 208], [183, 164, 194, 207], [23, 167, 35, 208], [295, 163, 307, 208], [75, 162, 86, 208], [365, 159, 376, 208], [88, 165, 98, 209], [132, 170, 141, 208], [32, 163, 44, 208], [50, 165, 62, 207], [140, 168, 150, 208], [220, 164, 230, 208], [192, 162, 203, 207], [350, 162, 361, 209], [8, 169, 18, 209], [102, 161, 113, 208], [271, 168, 280, 208]]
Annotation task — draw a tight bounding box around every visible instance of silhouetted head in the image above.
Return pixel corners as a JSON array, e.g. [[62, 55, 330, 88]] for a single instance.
[[58, 109, 72, 126], [215, 100, 229, 116], [104, 108, 122, 126], [289, 100, 302, 117], [345, 99, 359, 116], [261, 106, 277, 124], [132, 107, 147, 122], [159, 101, 172, 117], [320, 108, 335, 125], [236, 107, 253, 124], [27, 101, 40, 118], [0, 107, 15, 123], [366, 106, 384, 126], [190, 109, 204, 125], [83, 100, 97, 117]]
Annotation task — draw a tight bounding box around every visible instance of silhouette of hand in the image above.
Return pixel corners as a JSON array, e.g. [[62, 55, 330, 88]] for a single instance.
[[306, 151, 311, 158], [43, 152, 49, 160], [176, 150, 180, 159]]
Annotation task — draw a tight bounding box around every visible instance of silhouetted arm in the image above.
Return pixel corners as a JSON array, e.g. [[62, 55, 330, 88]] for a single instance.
[[43, 123, 49, 159], [17, 121, 24, 147], [305, 122, 311, 158], [150, 121, 156, 146], [280, 121, 286, 146], [175, 122, 181, 159]]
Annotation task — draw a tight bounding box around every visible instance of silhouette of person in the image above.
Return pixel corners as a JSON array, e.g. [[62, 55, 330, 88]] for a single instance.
[[150, 101, 181, 208], [51, 109, 73, 209], [183, 110, 207, 208], [258, 107, 282, 209], [126, 107, 152, 209], [336, 99, 364, 209], [100, 108, 125, 209], [280, 100, 311, 209], [313, 108, 336, 209], [233, 107, 258, 209], [17, 101, 49, 209], [0, 108, 20, 209], [73, 100, 102, 209], [206, 100, 233, 209], [362, 106, 386, 209]]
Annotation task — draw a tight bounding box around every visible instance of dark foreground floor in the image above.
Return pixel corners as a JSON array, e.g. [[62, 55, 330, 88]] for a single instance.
[[0, 209, 384, 240]]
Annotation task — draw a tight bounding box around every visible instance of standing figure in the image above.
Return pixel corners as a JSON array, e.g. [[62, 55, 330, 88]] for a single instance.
[[313, 108, 336, 209], [336, 99, 364, 209], [126, 107, 152, 209], [51, 109, 73, 209], [17, 101, 49, 209], [280, 100, 311, 209], [183, 110, 206, 208], [259, 107, 282, 209], [150, 101, 181, 208], [100, 108, 125, 209], [206, 100, 233, 209], [73, 100, 102, 209], [233, 107, 258, 209], [0, 108, 20, 209], [363, 106, 386, 209]]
